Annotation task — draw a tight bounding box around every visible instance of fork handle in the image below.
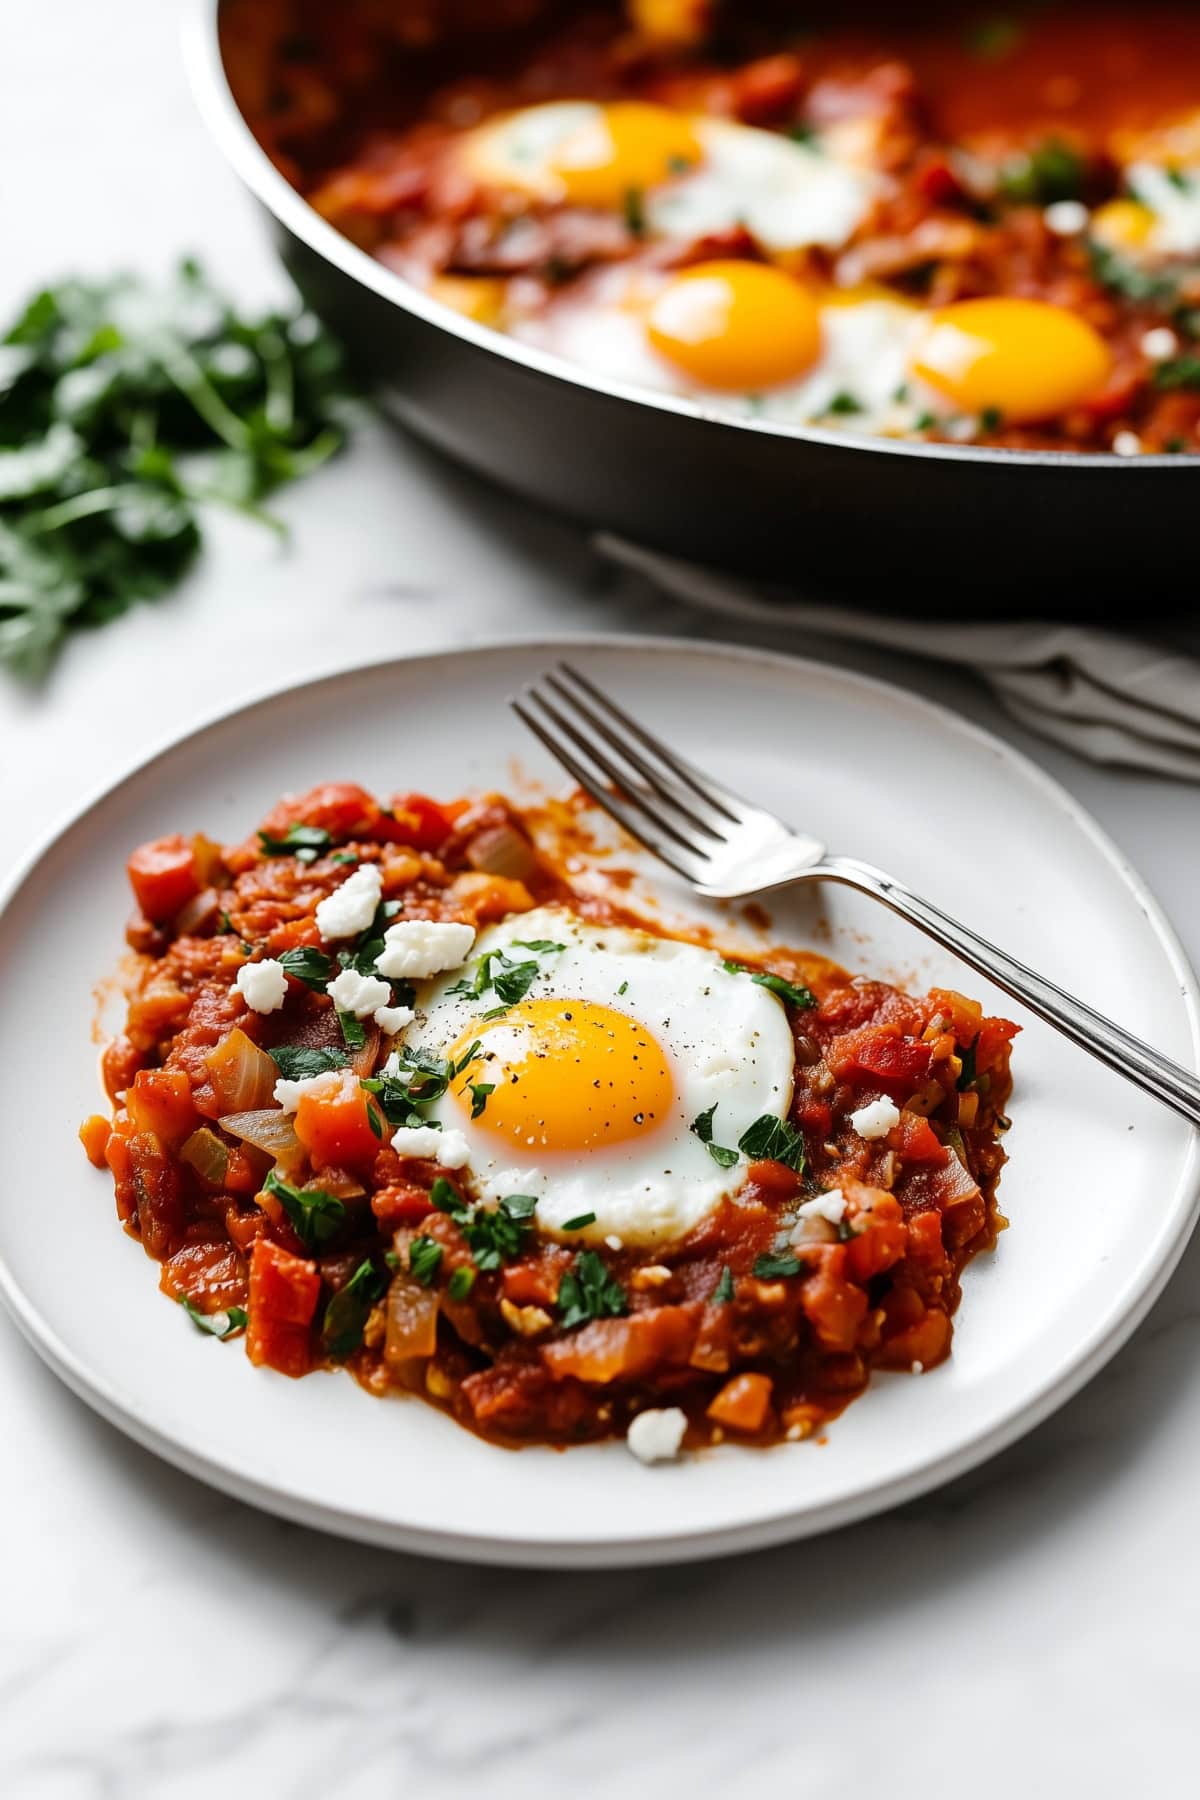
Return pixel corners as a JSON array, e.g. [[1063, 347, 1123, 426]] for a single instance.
[[820, 855, 1200, 1131]]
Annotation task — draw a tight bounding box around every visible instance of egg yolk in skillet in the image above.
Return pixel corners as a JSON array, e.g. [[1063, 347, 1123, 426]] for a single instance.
[[910, 298, 1112, 424], [647, 261, 823, 391], [448, 997, 674, 1152], [550, 102, 702, 207]]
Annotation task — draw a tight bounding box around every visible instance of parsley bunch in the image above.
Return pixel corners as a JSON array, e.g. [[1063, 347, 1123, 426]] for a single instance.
[[0, 259, 353, 677]]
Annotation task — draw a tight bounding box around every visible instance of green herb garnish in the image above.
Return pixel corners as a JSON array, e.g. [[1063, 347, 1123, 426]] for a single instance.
[[723, 960, 816, 1009], [1153, 355, 1200, 391], [258, 823, 331, 861], [0, 260, 352, 678], [337, 1008, 366, 1049], [465, 1194, 538, 1270], [266, 1044, 349, 1082], [447, 1265, 477, 1302], [827, 391, 862, 415], [1088, 241, 1178, 305], [449, 948, 542, 1008], [179, 1297, 247, 1339], [469, 1081, 495, 1119], [753, 1251, 804, 1279], [558, 1249, 628, 1330], [321, 1258, 386, 1360], [624, 187, 646, 237], [690, 1103, 740, 1168], [561, 1210, 596, 1232], [998, 137, 1085, 206], [512, 938, 566, 954], [712, 1265, 734, 1304], [263, 1168, 346, 1251], [276, 945, 334, 991], [409, 1235, 443, 1287], [956, 1038, 979, 1092], [979, 406, 1004, 434], [738, 1114, 806, 1172]]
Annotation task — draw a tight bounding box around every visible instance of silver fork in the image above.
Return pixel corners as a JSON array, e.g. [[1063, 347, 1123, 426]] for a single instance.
[[512, 662, 1200, 1131]]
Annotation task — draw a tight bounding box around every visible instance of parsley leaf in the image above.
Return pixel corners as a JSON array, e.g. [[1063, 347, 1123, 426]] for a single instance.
[[511, 938, 566, 953], [409, 1235, 443, 1287], [465, 1194, 537, 1270], [712, 1266, 734, 1304], [998, 137, 1085, 205], [561, 1210, 596, 1232], [276, 945, 334, 991], [447, 1265, 477, 1302], [266, 1044, 348, 1082], [321, 1257, 386, 1360], [0, 261, 353, 679], [258, 823, 331, 860], [558, 1250, 628, 1330], [737, 1114, 806, 1172], [469, 1080, 495, 1119], [753, 1252, 804, 1279], [430, 1176, 470, 1220], [263, 1168, 346, 1251], [337, 1008, 366, 1049], [723, 960, 816, 1009], [179, 1297, 247, 1339], [1153, 355, 1200, 391], [956, 1038, 979, 1092], [690, 1103, 739, 1168]]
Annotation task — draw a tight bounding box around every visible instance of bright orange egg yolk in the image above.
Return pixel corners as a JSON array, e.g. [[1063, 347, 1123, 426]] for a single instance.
[[448, 997, 673, 1154], [910, 297, 1112, 425], [550, 102, 702, 207], [646, 260, 823, 391]]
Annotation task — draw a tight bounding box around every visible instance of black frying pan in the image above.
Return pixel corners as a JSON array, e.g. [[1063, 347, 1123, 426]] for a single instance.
[[186, 0, 1196, 612]]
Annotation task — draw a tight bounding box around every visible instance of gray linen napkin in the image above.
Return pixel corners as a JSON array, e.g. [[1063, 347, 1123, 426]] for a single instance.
[[599, 534, 1200, 781]]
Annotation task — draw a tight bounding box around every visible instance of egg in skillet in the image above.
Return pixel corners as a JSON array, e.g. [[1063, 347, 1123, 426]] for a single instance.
[[394, 907, 796, 1246]]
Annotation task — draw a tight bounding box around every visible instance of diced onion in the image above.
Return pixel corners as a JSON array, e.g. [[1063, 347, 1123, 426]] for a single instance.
[[191, 832, 227, 888], [180, 1127, 230, 1185], [384, 1274, 439, 1368], [222, 1107, 304, 1169], [205, 1027, 279, 1114], [466, 822, 537, 882]]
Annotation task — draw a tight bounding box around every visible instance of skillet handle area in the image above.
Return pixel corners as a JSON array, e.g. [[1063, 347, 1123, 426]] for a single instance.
[[820, 855, 1200, 1131]]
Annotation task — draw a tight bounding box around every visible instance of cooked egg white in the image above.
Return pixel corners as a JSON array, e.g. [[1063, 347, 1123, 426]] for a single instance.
[[398, 906, 795, 1246], [459, 100, 881, 252]]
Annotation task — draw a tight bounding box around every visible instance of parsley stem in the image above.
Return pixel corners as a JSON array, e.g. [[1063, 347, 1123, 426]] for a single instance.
[[26, 484, 147, 533], [152, 332, 254, 451]]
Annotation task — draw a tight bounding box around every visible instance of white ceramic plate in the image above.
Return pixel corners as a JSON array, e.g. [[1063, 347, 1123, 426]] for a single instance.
[[1, 637, 1197, 1568]]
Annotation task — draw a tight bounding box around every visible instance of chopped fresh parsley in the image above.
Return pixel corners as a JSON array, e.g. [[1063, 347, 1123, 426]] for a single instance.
[[956, 1037, 979, 1092], [218, 910, 234, 935], [558, 1250, 628, 1330], [561, 1210, 596, 1232], [1153, 355, 1200, 391], [0, 261, 352, 678], [363, 1042, 465, 1122], [827, 391, 862, 415], [1088, 241, 1177, 305], [321, 1257, 386, 1360], [447, 1265, 477, 1301], [266, 1044, 349, 1082], [365, 1101, 383, 1139], [624, 186, 647, 237], [998, 137, 1085, 205], [979, 406, 1004, 434], [465, 1193, 538, 1270], [276, 945, 334, 991], [263, 1168, 346, 1251], [258, 823, 331, 862], [690, 1103, 739, 1169], [738, 1114, 806, 1172], [753, 1251, 804, 1279], [409, 1235, 443, 1287], [512, 938, 566, 954], [712, 1265, 734, 1304], [337, 1008, 366, 1049], [329, 850, 359, 865], [179, 1297, 247, 1339], [723, 960, 816, 1009], [338, 897, 403, 977], [617, 980, 629, 996], [469, 1080, 495, 1119], [430, 1175, 469, 1220], [449, 948, 542, 1008]]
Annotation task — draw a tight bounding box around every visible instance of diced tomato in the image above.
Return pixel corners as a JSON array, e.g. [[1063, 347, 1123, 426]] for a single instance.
[[891, 1109, 948, 1169], [247, 1237, 320, 1377], [845, 1190, 908, 1281], [914, 150, 965, 206], [925, 988, 983, 1043], [542, 1305, 700, 1383], [101, 1035, 146, 1102], [707, 1371, 773, 1432], [126, 1068, 198, 1146], [825, 1025, 933, 1095], [975, 1014, 1021, 1074], [293, 1070, 382, 1169], [79, 1114, 112, 1168], [126, 835, 201, 922], [113, 1131, 186, 1259], [799, 1246, 868, 1353], [222, 1145, 263, 1197], [381, 792, 452, 852], [795, 1098, 833, 1138], [905, 1210, 948, 1270], [371, 1183, 435, 1228], [746, 1158, 801, 1200], [502, 1247, 571, 1308], [258, 782, 381, 843]]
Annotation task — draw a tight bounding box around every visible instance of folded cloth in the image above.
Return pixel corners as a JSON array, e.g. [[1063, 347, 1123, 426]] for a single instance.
[[599, 535, 1200, 782]]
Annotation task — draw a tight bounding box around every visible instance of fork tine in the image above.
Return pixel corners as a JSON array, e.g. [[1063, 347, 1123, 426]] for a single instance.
[[542, 671, 724, 841], [523, 684, 707, 856], [510, 696, 708, 883], [556, 662, 745, 825]]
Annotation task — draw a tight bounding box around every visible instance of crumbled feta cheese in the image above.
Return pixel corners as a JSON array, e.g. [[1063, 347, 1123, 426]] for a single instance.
[[849, 1096, 901, 1140], [1113, 430, 1143, 458], [327, 966, 392, 1018], [315, 862, 382, 942], [793, 1189, 847, 1226], [626, 1407, 688, 1465], [374, 1004, 416, 1036], [1141, 326, 1179, 362], [390, 1124, 471, 1168], [1043, 199, 1089, 236], [375, 918, 475, 980], [273, 1069, 342, 1113], [234, 957, 288, 1014], [605, 1234, 624, 1251]]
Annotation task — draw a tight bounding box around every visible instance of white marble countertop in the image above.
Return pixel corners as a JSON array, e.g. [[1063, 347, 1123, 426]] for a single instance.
[[3, 6, 1199, 1795]]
